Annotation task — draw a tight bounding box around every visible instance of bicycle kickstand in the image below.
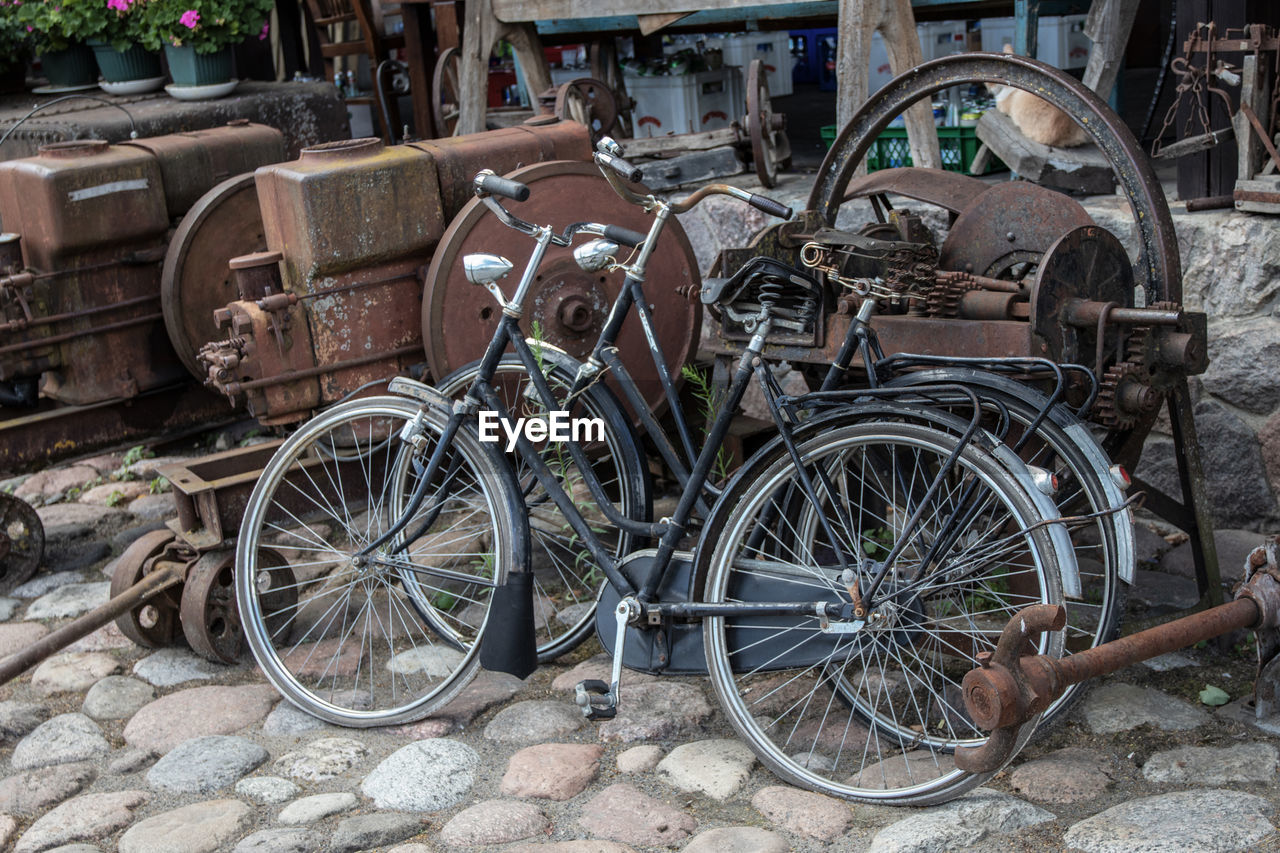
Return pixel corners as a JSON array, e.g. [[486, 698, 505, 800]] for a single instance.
[[575, 598, 639, 720]]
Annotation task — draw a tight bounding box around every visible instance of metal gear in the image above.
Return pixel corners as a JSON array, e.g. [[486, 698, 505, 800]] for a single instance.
[[925, 271, 981, 318], [1095, 325, 1159, 429]]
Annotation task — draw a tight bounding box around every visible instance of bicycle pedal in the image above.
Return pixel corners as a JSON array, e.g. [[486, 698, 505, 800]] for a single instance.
[[573, 679, 617, 720]]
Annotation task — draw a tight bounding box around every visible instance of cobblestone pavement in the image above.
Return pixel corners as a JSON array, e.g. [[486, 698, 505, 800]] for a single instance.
[[2, 446, 1279, 853]]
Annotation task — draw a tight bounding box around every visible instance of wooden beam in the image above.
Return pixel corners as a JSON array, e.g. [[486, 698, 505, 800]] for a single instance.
[[1081, 0, 1141, 99]]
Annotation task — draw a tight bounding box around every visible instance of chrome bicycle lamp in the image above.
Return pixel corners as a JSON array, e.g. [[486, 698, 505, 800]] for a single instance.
[[463, 253, 514, 286], [573, 239, 619, 273]]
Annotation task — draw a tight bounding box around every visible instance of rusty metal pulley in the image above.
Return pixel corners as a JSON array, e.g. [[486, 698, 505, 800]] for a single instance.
[[421, 160, 701, 418], [554, 78, 620, 141], [111, 529, 186, 649], [939, 182, 1095, 280], [161, 173, 270, 379], [181, 547, 295, 663], [0, 493, 43, 596], [746, 59, 790, 189], [1030, 225, 1135, 364]]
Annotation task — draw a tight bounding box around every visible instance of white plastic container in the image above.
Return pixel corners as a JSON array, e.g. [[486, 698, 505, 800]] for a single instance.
[[920, 20, 968, 61], [627, 66, 745, 136], [707, 31, 792, 97], [981, 15, 1090, 69]]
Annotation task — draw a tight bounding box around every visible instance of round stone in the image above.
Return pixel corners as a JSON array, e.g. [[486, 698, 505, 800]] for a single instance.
[[117, 799, 253, 853], [123, 685, 279, 754], [145, 736, 268, 794], [361, 740, 479, 811], [867, 788, 1055, 851], [132, 648, 226, 687], [1064, 789, 1275, 852], [278, 792, 358, 825], [500, 743, 604, 800], [751, 785, 854, 842], [577, 783, 696, 846], [483, 700, 584, 744], [25, 583, 111, 620], [272, 737, 369, 783], [684, 826, 790, 853], [82, 677, 156, 721], [11, 714, 109, 770], [1080, 683, 1209, 733], [439, 800, 548, 846], [656, 739, 757, 800], [616, 745, 664, 774], [13, 790, 149, 853], [1141, 743, 1279, 785], [235, 776, 301, 805]]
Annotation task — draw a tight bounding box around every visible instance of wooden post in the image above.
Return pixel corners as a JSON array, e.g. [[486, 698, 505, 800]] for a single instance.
[[1081, 0, 1142, 101], [835, 0, 939, 171], [459, 0, 552, 135]]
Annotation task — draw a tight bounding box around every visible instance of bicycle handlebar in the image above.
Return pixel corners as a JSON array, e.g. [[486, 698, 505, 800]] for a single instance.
[[474, 170, 531, 202], [603, 224, 646, 248]]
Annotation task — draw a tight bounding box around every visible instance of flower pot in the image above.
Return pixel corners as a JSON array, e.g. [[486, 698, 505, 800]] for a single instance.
[[39, 43, 97, 88], [90, 41, 162, 83], [164, 44, 234, 87], [0, 62, 26, 95]]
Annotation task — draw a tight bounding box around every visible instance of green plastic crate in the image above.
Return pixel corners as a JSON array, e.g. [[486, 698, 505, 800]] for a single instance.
[[819, 124, 1005, 175]]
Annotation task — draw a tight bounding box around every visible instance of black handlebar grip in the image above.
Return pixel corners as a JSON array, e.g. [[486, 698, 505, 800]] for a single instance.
[[477, 173, 531, 202], [596, 151, 643, 184], [748, 194, 793, 219], [602, 224, 646, 248]]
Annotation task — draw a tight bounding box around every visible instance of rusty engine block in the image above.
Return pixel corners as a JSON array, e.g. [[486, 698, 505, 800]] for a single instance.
[[200, 120, 597, 424], [0, 122, 284, 408]]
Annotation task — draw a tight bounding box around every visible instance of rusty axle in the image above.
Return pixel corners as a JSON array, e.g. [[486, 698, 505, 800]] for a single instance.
[[0, 560, 185, 685], [957, 558, 1280, 774]]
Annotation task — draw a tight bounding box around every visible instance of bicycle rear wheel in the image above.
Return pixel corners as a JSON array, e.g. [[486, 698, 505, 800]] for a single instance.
[[700, 420, 1065, 805], [236, 396, 527, 726]]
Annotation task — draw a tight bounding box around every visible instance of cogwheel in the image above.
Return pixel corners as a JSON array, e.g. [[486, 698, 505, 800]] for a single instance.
[[926, 271, 980, 318], [1096, 359, 1159, 430]]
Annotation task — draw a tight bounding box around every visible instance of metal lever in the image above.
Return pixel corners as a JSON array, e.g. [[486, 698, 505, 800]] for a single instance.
[[575, 597, 638, 720]]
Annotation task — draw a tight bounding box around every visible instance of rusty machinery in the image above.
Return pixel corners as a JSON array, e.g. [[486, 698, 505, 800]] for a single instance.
[[705, 53, 1218, 601], [958, 538, 1280, 774], [0, 493, 43, 595], [0, 121, 288, 472], [200, 118, 702, 425], [556, 61, 790, 191]]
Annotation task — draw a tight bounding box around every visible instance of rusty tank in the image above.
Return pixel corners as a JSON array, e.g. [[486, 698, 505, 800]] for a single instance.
[[0, 122, 287, 471], [200, 119, 600, 424]]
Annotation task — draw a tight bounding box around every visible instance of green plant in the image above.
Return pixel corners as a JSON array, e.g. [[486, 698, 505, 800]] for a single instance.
[[680, 363, 731, 483], [105, 490, 126, 507], [135, 0, 272, 53], [0, 2, 31, 65], [122, 444, 154, 467], [149, 476, 169, 494]]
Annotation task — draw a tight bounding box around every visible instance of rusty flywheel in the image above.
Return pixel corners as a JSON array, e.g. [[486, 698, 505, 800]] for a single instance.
[[0, 493, 42, 596], [421, 160, 702, 418], [161, 173, 269, 379]]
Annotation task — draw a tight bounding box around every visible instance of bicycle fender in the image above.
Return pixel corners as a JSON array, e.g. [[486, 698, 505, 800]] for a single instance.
[[1062, 421, 1136, 585], [988, 443, 1083, 600]]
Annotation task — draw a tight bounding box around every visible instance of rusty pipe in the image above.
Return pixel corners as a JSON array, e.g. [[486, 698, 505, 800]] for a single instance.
[[1063, 299, 1184, 328], [0, 313, 163, 355], [957, 586, 1272, 774], [221, 344, 422, 393], [0, 293, 160, 333], [0, 561, 185, 685]]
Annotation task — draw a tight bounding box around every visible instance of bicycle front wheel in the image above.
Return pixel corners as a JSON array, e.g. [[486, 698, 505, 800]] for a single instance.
[[700, 421, 1065, 805], [437, 353, 651, 662], [236, 396, 527, 726]]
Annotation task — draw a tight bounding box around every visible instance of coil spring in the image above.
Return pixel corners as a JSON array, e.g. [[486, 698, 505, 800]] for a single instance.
[[757, 275, 785, 310]]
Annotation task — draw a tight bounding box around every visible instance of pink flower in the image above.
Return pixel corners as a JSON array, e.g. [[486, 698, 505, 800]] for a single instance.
[[258, 19, 268, 39], [107, 0, 130, 11], [179, 8, 199, 28]]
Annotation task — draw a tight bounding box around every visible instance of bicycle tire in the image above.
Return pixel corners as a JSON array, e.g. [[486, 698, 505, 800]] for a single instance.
[[437, 352, 651, 661], [236, 396, 528, 726], [884, 370, 1130, 722], [699, 419, 1065, 805]]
